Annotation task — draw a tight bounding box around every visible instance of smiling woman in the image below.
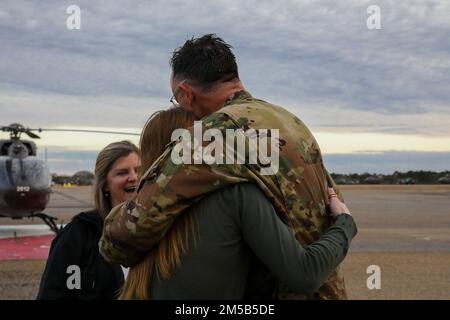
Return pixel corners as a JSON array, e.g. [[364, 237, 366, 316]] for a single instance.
[[104, 152, 140, 208], [37, 140, 140, 300], [93, 141, 140, 219]]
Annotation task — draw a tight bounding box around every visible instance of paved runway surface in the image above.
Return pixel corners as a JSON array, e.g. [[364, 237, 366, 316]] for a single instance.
[[342, 185, 450, 252]]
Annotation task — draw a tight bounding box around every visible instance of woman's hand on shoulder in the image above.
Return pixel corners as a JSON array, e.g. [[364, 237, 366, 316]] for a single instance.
[[327, 187, 351, 219]]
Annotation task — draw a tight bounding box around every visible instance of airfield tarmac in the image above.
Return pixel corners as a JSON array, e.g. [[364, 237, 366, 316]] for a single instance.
[[0, 185, 449, 300]]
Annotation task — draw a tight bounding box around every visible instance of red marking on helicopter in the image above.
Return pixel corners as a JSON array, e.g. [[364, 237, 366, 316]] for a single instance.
[[0, 235, 54, 260], [4, 190, 50, 212]]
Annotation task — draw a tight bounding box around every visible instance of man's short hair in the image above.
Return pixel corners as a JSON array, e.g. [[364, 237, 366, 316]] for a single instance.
[[170, 34, 239, 88]]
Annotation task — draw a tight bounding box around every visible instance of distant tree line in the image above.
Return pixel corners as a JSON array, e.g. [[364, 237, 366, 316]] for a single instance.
[[52, 170, 450, 186], [52, 171, 94, 186], [330, 171, 450, 185]]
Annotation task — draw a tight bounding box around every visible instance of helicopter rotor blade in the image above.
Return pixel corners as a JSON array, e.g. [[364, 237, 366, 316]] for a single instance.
[[0, 126, 12, 132], [32, 128, 140, 136], [25, 129, 41, 139]]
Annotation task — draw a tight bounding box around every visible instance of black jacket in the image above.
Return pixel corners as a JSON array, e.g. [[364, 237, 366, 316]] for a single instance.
[[36, 210, 124, 300]]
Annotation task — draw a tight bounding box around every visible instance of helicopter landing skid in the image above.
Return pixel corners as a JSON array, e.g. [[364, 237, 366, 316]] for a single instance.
[[33, 213, 61, 234]]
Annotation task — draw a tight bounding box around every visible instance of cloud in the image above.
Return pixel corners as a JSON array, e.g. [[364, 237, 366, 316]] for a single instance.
[[0, 87, 163, 128], [1, 0, 449, 139]]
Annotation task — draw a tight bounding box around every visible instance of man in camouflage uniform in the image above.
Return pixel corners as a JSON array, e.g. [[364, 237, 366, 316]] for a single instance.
[[100, 34, 348, 299]]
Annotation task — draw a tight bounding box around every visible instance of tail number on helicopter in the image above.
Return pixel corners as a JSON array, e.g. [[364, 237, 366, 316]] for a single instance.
[[16, 186, 30, 192]]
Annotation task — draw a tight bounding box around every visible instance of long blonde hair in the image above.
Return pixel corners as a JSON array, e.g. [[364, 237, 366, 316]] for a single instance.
[[118, 107, 196, 299]]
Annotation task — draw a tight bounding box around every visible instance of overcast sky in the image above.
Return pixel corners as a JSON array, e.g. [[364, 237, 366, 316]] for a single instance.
[[1, 1, 449, 174]]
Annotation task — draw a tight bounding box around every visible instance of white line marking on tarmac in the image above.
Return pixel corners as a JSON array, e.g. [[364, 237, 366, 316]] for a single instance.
[[0, 224, 64, 239]]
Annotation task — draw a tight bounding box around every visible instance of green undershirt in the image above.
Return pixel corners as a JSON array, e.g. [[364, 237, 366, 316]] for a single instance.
[[150, 182, 357, 299]]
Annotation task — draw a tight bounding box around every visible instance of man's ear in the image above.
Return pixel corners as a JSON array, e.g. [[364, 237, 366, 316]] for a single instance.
[[179, 83, 195, 112]]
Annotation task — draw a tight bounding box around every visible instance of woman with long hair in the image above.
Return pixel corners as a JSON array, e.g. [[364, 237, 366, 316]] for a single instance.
[[119, 108, 196, 299], [37, 141, 140, 299]]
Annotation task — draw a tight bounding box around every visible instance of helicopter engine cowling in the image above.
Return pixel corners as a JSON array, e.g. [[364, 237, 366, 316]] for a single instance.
[[0, 156, 51, 218]]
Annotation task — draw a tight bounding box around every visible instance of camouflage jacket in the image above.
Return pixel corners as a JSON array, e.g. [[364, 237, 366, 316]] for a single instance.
[[99, 91, 348, 299]]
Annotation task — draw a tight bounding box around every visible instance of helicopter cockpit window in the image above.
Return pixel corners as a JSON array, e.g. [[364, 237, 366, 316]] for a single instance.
[[22, 142, 36, 156], [0, 141, 35, 156], [8, 143, 29, 158], [22, 159, 51, 188], [0, 142, 12, 156], [0, 158, 51, 189], [0, 159, 8, 188]]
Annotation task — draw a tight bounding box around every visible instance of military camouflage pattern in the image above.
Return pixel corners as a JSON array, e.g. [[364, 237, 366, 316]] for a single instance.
[[99, 90, 348, 299]]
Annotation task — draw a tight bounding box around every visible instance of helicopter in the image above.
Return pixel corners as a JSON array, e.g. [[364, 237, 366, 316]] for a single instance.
[[0, 123, 139, 233]]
